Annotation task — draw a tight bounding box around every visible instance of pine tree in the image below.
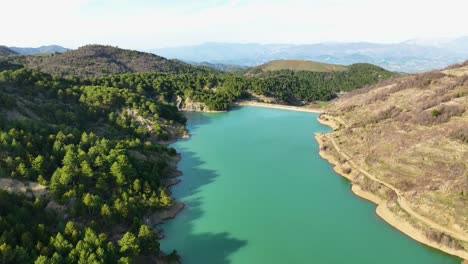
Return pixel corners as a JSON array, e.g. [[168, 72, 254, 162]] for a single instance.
[[118, 232, 139, 257]]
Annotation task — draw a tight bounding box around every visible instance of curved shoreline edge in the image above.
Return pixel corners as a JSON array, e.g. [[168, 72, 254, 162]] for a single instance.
[[315, 119, 468, 261], [232, 101, 323, 113], [159, 105, 467, 262]]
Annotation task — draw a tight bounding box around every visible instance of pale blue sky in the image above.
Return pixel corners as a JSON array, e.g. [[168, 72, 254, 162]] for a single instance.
[[1, 0, 467, 49]]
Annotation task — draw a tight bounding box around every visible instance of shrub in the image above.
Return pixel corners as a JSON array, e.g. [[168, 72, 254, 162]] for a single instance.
[[431, 109, 442, 117], [412, 104, 465, 125], [365, 91, 389, 104], [369, 106, 402, 123]]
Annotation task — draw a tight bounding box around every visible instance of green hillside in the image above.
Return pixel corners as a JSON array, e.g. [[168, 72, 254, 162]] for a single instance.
[[245, 63, 395, 103], [0, 68, 187, 263]]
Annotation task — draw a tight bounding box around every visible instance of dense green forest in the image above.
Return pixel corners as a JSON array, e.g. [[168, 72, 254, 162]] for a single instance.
[[0, 46, 395, 109], [247, 63, 394, 103], [0, 68, 182, 263], [0, 46, 394, 263], [83, 65, 393, 110]]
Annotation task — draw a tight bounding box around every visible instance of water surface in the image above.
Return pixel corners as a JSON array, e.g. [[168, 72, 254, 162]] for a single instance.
[[161, 106, 459, 263]]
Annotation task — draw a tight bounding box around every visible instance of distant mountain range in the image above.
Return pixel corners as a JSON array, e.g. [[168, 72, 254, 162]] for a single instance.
[[0, 46, 17, 55], [8, 45, 69, 54], [151, 37, 468, 73]]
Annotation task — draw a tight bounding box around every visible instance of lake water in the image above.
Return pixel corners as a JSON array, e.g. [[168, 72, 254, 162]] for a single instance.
[[161, 106, 459, 264]]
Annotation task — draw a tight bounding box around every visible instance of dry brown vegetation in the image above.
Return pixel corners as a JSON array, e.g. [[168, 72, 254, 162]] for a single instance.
[[321, 62, 468, 253], [246, 59, 348, 74], [443, 60, 468, 70], [450, 124, 468, 143]]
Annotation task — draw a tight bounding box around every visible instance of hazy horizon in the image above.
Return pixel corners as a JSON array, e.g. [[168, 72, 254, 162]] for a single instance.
[[5, 36, 468, 51], [2, 0, 468, 50]]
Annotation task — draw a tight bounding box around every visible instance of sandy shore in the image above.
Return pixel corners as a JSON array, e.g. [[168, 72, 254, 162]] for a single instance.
[[315, 120, 468, 261], [314, 114, 341, 130], [181, 109, 226, 113], [232, 101, 323, 113], [314, 134, 382, 206]]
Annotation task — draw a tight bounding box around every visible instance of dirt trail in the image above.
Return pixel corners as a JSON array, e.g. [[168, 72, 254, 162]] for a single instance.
[[324, 132, 468, 243]]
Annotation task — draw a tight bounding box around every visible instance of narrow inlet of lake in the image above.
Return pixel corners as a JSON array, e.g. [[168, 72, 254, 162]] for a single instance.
[[161, 106, 459, 264]]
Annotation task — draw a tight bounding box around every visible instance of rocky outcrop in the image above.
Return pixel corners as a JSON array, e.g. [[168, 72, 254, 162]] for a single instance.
[[174, 96, 216, 112], [143, 201, 185, 227]]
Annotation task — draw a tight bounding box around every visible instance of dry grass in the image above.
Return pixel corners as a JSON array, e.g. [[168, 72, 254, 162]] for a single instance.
[[450, 124, 468, 143], [324, 62, 468, 236], [247, 59, 348, 73]]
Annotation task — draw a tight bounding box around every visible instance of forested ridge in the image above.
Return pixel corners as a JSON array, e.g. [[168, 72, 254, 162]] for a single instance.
[[0, 45, 395, 263], [0, 45, 395, 109], [245, 63, 394, 102], [0, 68, 183, 263], [0, 45, 213, 78]]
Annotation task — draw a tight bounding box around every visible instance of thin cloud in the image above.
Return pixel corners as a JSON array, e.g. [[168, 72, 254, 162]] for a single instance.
[[1, 0, 467, 49]]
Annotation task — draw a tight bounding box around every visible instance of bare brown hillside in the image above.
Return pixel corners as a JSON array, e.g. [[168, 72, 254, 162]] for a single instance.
[[317, 61, 468, 259], [246, 59, 348, 74]]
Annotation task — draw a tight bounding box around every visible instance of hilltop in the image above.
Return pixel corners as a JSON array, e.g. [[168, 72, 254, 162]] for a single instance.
[[243, 62, 394, 104], [0, 45, 206, 77], [9, 45, 69, 54], [317, 61, 468, 259], [0, 45, 395, 107], [0, 45, 17, 55], [246, 59, 347, 74]]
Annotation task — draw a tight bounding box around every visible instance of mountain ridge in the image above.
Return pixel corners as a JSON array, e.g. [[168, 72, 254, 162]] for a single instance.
[[0, 45, 17, 55], [152, 38, 468, 73], [0, 44, 209, 77], [8, 45, 69, 54]]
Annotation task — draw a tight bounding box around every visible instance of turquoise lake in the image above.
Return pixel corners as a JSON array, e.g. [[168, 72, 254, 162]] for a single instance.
[[161, 106, 459, 263]]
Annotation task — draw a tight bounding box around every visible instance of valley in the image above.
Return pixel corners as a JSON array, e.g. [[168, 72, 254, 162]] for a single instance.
[[0, 44, 466, 263]]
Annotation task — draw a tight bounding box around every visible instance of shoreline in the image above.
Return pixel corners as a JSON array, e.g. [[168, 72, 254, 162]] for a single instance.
[[180, 109, 226, 113], [232, 101, 323, 113], [315, 120, 468, 261]]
